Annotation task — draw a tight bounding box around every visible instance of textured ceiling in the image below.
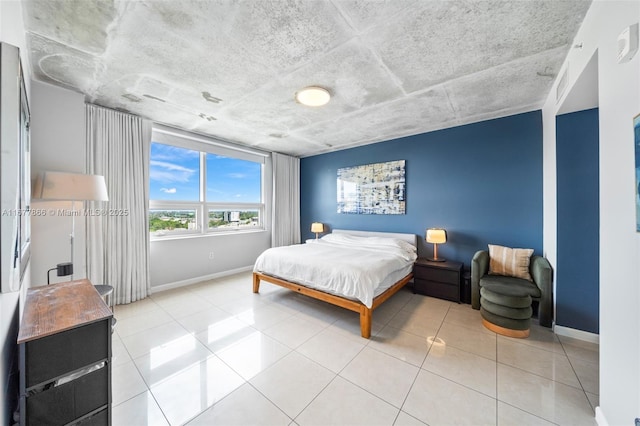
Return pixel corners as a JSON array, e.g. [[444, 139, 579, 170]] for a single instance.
[[22, 0, 592, 157]]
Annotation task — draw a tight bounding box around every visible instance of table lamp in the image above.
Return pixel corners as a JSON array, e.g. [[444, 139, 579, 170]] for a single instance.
[[426, 228, 447, 262], [311, 222, 324, 239]]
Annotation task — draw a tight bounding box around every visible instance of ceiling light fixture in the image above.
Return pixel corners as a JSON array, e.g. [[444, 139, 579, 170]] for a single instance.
[[295, 86, 330, 107]]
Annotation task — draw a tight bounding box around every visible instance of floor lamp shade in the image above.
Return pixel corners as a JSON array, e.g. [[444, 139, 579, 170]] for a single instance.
[[33, 171, 109, 202], [33, 172, 109, 281]]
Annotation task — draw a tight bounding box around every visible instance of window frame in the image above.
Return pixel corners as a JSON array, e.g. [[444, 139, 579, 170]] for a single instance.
[[149, 127, 267, 240]]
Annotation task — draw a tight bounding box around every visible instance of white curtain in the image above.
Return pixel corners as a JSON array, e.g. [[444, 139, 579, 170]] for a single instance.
[[85, 104, 152, 304], [271, 152, 300, 247]]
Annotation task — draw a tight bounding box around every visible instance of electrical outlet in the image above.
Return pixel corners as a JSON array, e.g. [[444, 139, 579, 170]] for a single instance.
[[208, 252, 214, 260]]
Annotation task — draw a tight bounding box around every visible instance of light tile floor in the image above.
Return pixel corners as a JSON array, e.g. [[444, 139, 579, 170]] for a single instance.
[[111, 271, 599, 426]]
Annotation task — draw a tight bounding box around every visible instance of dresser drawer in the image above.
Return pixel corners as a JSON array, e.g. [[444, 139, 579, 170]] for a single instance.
[[414, 266, 459, 284], [415, 279, 460, 302], [24, 320, 110, 388], [25, 365, 109, 426]]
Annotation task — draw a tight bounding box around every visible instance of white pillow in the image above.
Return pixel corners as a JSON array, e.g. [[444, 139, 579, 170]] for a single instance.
[[321, 233, 416, 253]]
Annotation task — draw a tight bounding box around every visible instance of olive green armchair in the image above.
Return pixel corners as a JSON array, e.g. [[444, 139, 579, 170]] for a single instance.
[[471, 250, 553, 328]]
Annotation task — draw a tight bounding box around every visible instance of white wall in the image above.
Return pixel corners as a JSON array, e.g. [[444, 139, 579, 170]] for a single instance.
[[150, 230, 271, 289], [26, 81, 273, 290], [541, 1, 640, 424], [30, 80, 87, 287], [0, 0, 30, 422]]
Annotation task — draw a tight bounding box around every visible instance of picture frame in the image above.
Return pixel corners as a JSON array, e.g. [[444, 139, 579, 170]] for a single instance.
[[337, 160, 406, 215]]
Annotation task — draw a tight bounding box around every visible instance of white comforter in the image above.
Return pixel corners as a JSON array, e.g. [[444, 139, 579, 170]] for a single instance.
[[253, 233, 417, 308]]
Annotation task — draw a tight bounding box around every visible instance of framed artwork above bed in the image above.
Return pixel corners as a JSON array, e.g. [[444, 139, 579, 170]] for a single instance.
[[337, 160, 405, 214]]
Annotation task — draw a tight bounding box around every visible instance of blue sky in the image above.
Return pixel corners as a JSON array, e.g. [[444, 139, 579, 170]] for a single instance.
[[150, 143, 261, 202]]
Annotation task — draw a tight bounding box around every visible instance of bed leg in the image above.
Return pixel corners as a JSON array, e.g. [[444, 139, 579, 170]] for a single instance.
[[360, 307, 372, 338], [252, 273, 260, 293]]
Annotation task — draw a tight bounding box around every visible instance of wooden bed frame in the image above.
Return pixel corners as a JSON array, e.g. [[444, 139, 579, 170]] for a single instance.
[[252, 229, 416, 339], [253, 271, 413, 338]]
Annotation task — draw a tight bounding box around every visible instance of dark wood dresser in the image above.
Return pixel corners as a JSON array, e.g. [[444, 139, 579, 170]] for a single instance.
[[413, 258, 463, 303], [18, 279, 113, 425]]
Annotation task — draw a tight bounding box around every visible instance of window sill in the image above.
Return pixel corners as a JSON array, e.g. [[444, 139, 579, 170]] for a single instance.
[[150, 228, 267, 242]]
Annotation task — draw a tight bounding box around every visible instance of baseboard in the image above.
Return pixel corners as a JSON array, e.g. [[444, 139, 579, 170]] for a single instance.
[[150, 266, 254, 293], [595, 407, 608, 426], [553, 324, 600, 344]]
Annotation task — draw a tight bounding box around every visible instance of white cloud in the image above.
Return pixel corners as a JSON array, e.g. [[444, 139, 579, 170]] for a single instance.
[[151, 160, 195, 173], [150, 160, 197, 184], [227, 173, 246, 179], [160, 188, 177, 194]]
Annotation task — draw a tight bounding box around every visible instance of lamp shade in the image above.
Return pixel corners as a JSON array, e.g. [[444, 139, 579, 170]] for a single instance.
[[33, 171, 109, 201], [426, 228, 447, 244], [311, 222, 324, 233]]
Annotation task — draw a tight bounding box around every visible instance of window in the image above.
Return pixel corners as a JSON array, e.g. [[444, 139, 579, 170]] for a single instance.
[[149, 128, 265, 238], [150, 144, 200, 201]]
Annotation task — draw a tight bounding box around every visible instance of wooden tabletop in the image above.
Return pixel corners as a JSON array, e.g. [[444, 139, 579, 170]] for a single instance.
[[18, 279, 113, 344]]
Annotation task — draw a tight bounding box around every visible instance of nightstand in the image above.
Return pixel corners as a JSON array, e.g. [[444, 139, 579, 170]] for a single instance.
[[413, 258, 463, 302]]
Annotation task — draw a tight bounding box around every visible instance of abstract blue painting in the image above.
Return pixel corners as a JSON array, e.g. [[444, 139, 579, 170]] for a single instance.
[[337, 160, 405, 214]]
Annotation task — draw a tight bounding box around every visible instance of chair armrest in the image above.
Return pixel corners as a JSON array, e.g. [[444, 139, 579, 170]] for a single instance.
[[471, 250, 489, 310], [531, 255, 553, 327]]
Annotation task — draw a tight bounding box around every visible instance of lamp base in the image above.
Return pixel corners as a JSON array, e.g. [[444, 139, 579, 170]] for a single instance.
[[426, 257, 446, 262]]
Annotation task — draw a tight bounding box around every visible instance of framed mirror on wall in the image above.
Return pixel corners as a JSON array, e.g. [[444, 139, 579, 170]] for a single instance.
[[18, 58, 31, 282], [1, 42, 31, 293]]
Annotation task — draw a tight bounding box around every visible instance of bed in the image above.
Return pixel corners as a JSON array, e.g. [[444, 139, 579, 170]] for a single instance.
[[252, 229, 417, 338]]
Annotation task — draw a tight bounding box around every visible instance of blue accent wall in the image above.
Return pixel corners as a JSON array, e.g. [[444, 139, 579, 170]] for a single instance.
[[300, 111, 543, 267], [556, 108, 599, 334]]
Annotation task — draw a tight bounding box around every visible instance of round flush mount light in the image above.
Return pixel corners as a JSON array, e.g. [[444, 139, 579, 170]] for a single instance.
[[295, 86, 331, 107]]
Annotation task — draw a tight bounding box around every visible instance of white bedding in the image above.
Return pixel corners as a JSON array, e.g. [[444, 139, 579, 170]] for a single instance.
[[253, 233, 417, 308]]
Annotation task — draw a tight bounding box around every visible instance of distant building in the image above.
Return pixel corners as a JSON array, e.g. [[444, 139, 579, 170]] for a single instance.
[[223, 211, 240, 222]]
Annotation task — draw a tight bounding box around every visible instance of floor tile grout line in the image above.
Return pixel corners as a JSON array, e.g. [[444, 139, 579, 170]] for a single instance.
[[246, 349, 338, 423], [418, 363, 497, 401], [497, 400, 563, 426], [494, 362, 593, 424], [290, 335, 404, 421], [243, 381, 294, 425], [182, 381, 293, 426], [334, 371, 407, 412], [392, 410, 426, 426], [112, 346, 173, 425], [495, 359, 588, 393], [146, 382, 173, 426], [289, 372, 341, 424], [497, 331, 570, 356], [116, 320, 219, 392], [558, 335, 599, 412], [179, 338, 295, 423], [393, 304, 451, 419]]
